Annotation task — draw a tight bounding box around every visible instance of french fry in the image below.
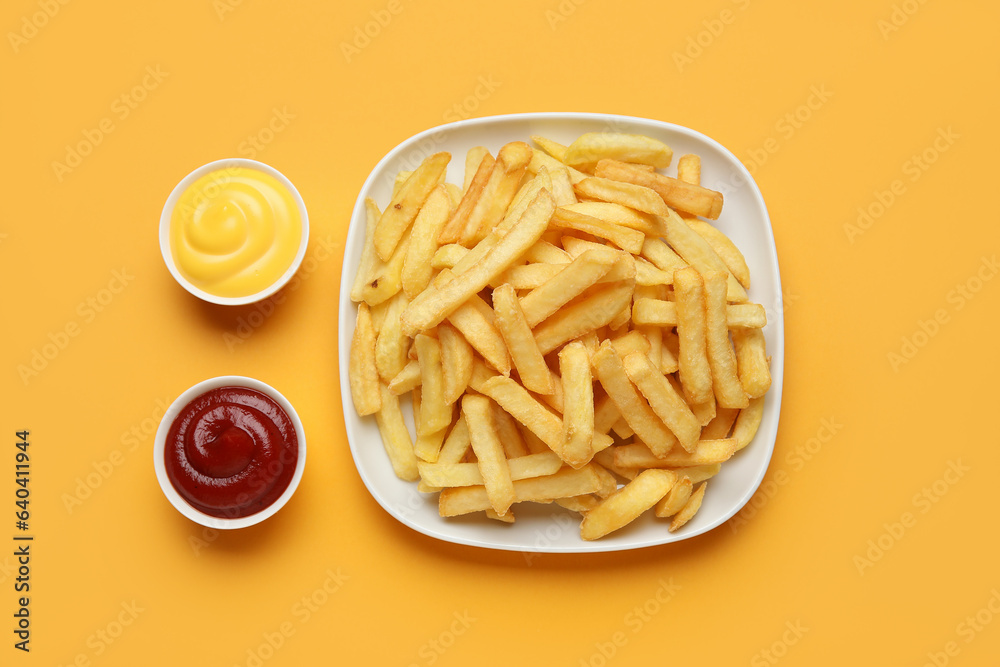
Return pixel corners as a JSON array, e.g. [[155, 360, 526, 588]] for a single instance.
[[493, 403, 530, 458], [562, 202, 663, 236], [415, 333, 453, 436], [580, 469, 677, 540], [461, 141, 533, 245], [439, 152, 494, 244], [438, 465, 604, 516], [361, 224, 411, 306], [493, 283, 554, 394], [463, 394, 515, 516], [501, 167, 553, 234], [609, 330, 651, 358], [674, 267, 713, 405], [438, 322, 474, 405], [675, 463, 721, 485], [551, 207, 645, 254], [641, 237, 688, 275], [402, 190, 555, 335], [660, 209, 747, 303], [574, 177, 669, 217], [418, 451, 563, 488], [548, 166, 577, 206], [445, 291, 511, 375], [437, 414, 471, 464], [595, 158, 722, 220], [732, 328, 771, 398], [530, 135, 569, 162], [519, 248, 618, 328], [685, 218, 751, 289], [676, 154, 701, 186], [431, 243, 468, 269], [622, 352, 701, 453], [654, 476, 692, 518], [375, 152, 450, 260], [559, 341, 595, 469], [373, 384, 419, 481], [528, 148, 588, 184], [350, 198, 385, 302], [387, 358, 421, 395], [402, 185, 452, 298], [726, 303, 767, 328], [591, 342, 677, 457], [669, 481, 707, 532], [703, 271, 749, 409], [498, 263, 564, 290], [463, 146, 490, 193], [521, 239, 572, 264], [732, 396, 764, 452], [614, 439, 736, 468], [374, 292, 411, 382], [533, 278, 635, 355], [564, 132, 673, 170], [701, 407, 740, 440], [349, 303, 381, 416]]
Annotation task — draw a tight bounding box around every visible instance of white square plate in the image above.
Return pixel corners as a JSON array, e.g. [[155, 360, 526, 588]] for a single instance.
[[338, 113, 784, 553]]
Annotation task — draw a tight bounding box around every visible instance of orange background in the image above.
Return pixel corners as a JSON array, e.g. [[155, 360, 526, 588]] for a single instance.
[[3, 1, 999, 665]]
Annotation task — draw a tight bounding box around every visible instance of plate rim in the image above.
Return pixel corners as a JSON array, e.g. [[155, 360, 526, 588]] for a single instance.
[[338, 111, 784, 553]]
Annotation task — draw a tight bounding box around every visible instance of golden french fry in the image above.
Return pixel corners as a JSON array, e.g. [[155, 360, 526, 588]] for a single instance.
[[414, 423, 449, 464], [564, 132, 672, 170], [530, 135, 569, 162], [701, 407, 740, 440], [519, 248, 617, 328], [418, 451, 563, 488], [493, 402, 530, 458], [622, 352, 701, 453], [580, 469, 677, 540], [562, 202, 662, 236], [615, 439, 736, 468], [609, 330, 651, 358], [375, 152, 450, 260], [360, 224, 411, 306], [641, 237, 688, 275], [402, 185, 452, 298], [661, 330, 680, 374], [556, 495, 600, 513], [732, 328, 771, 398], [685, 218, 751, 289], [551, 207, 645, 254], [431, 243, 468, 269], [528, 148, 588, 184], [374, 292, 411, 382], [463, 394, 515, 516], [438, 465, 604, 516], [674, 463, 721, 485], [387, 358, 421, 395], [574, 176, 669, 217], [438, 321, 474, 405], [437, 414, 471, 464], [498, 263, 564, 290], [374, 384, 419, 481], [402, 190, 555, 335], [493, 283, 554, 394], [660, 209, 747, 303], [591, 342, 677, 457], [501, 167, 552, 233], [669, 481, 707, 532], [463, 146, 490, 193], [703, 272, 749, 409], [349, 303, 381, 416], [654, 476, 692, 518], [439, 152, 494, 244], [350, 198, 385, 303], [559, 341, 595, 469], [461, 141, 533, 245], [732, 396, 764, 452], [677, 154, 701, 185], [521, 239, 572, 264], [445, 291, 511, 375], [533, 277, 635, 355], [595, 158, 722, 220], [674, 267, 713, 405], [548, 166, 577, 206], [727, 304, 767, 328], [415, 333, 453, 436]]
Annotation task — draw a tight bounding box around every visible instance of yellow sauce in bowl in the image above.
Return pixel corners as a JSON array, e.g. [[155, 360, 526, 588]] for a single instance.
[[169, 166, 303, 299]]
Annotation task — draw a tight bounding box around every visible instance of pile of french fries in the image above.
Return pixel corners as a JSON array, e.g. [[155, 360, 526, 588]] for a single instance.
[[349, 131, 771, 540]]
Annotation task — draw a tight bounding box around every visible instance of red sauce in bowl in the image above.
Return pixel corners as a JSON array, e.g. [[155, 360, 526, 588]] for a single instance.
[[164, 386, 298, 519]]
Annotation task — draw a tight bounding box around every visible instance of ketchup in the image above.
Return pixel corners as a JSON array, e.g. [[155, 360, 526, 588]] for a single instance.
[[165, 386, 298, 519]]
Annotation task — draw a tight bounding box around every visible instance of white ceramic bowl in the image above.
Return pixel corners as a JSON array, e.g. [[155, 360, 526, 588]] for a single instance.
[[154, 375, 307, 529], [338, 112, 785, 552], [159, 158, 310, 306]]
